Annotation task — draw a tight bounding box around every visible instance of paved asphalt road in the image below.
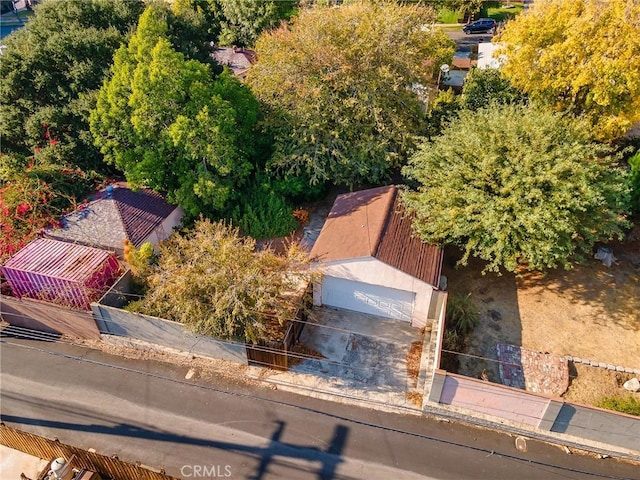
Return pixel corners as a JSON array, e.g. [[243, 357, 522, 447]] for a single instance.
[[444, 28, 495, 52], [1, 336, 638, 480]]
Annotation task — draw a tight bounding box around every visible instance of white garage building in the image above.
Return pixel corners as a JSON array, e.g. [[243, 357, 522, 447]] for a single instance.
[[310, 185, 443, 328]]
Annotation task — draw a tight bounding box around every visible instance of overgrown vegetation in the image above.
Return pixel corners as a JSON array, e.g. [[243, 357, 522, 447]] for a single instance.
[[629, 151, 640, 214], [230, 174, 298, 239], [247, 1, 455, 186], [403, 104, 631, 273], [597, 396, 640, 417], [126, 219, 315, 343], [441, 293, 480, 372], [0, 154, 104, 262]]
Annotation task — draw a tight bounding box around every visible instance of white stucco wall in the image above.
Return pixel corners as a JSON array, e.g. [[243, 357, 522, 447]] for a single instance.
[[144, 206, 184, 250], [313, 257, 436, 327]]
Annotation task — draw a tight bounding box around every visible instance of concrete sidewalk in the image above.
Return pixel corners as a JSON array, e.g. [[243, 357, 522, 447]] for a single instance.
[[90, 321, 640, 463], [247, 365, 640, 463]]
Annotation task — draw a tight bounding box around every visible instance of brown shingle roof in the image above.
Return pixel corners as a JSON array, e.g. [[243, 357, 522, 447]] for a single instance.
[[310, 186, 395, 261], [310, 186, 443, 286], [111, 187, 177, 247]]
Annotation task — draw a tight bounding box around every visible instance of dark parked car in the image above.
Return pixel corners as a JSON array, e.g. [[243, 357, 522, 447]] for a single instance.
[[462, 18, 497, 34]]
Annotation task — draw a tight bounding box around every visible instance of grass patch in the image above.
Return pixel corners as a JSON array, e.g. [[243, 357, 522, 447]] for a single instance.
[[480, 2, 524, 22], [597, 396, 640, 417], [437, 8, 461, 24]]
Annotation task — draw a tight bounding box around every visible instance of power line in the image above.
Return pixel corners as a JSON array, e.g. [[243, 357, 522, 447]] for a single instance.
[[2, 324, 640, 445], [2, 336, 639, 473], [3, 305, 636, 383]]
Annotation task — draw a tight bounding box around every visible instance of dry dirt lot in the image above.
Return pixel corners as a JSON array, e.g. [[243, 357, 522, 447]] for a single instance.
[[442, 237, 640, 406]]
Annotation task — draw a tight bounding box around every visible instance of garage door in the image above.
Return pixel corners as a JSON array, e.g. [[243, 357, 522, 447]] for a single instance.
[[321, 276, 415, 322]]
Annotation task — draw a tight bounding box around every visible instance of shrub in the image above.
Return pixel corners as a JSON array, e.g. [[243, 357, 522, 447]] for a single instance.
[[446, 293, 480, 335], [596, 396, 640, 417], [629, 151, 640, 213], [0, 153, 102, 262], [440, 329, 462, 373], [230, 173, 298, 239]]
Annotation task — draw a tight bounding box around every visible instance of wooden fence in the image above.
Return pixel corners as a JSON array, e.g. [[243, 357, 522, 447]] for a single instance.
[[0, 424, 178, 480], [245, 306, 308, 371]]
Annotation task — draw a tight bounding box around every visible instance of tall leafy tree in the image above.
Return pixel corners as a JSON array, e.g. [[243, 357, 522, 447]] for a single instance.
[[459, 67, 525, 111], [447, 0, 483, 22], [90, 6, 259, 218], [402, 104, 630, 273], [497, 0, 640, 142], [129, 219, 314, 343], [0, 0, 145, 170], [247, 1, 454, 187], [216, 0, 297, 47]]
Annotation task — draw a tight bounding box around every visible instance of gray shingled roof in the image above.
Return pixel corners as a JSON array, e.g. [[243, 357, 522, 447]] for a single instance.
[[45, 186, 177, 252]]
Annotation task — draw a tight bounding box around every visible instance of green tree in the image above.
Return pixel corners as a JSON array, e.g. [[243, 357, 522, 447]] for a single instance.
[[247, 0, 454, 187], [90, 5, 259, 218], [0, 152, 103, 262], [402, 104, 630, 273], [497, 0, 640, 142], [129, 219, 314, 343], [0, 0, 145, 170], [217, 0, 297, 47], [629, 150, 640, 214], [424, 89, 460, 141], [459, 67, 525, 111], [447, 0, 483, 22]]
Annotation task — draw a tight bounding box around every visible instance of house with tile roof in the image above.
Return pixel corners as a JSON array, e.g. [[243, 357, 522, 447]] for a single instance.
[[309, 185, 443, 328], [44, 184, 183, 256]]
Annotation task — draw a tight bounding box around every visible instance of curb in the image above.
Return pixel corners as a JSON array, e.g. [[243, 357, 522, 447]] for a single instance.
[[249, 371, 640, 464], [79, 333, 640, 464], [565, 356, 640, 375]]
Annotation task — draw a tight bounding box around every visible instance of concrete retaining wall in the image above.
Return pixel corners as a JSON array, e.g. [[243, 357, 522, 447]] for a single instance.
[[1, 293, 100, 339], [91, 303, 247, 364], [429, 370, 640, 453]]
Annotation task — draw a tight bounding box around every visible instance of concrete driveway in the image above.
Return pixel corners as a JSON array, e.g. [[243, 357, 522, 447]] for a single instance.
[[281, 307, 425, 407]]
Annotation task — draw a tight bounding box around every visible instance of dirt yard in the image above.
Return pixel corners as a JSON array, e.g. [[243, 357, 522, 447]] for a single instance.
[[442, 237, 640, 407]]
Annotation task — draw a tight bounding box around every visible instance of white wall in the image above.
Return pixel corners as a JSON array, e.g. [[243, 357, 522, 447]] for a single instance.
[[92, 303, 248, 364], [313, 257, 435, 327], [144, 206, 184, 250]]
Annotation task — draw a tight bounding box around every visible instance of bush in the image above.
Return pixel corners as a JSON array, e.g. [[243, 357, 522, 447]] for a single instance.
[[446, 293, 480, 335], [629, 151, 640, 213], [230, 173, 298, 240], [0, 153, 103, 261], [440, 329, 462, 373], [596, 396, 640, 416]]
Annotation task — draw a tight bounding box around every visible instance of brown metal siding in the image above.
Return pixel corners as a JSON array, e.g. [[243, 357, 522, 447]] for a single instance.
[[374, 192, 443, 287]]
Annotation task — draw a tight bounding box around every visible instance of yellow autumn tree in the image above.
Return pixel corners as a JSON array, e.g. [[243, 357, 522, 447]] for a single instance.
[[247, 1, 454, 186], [497, 0, 640, 142]]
